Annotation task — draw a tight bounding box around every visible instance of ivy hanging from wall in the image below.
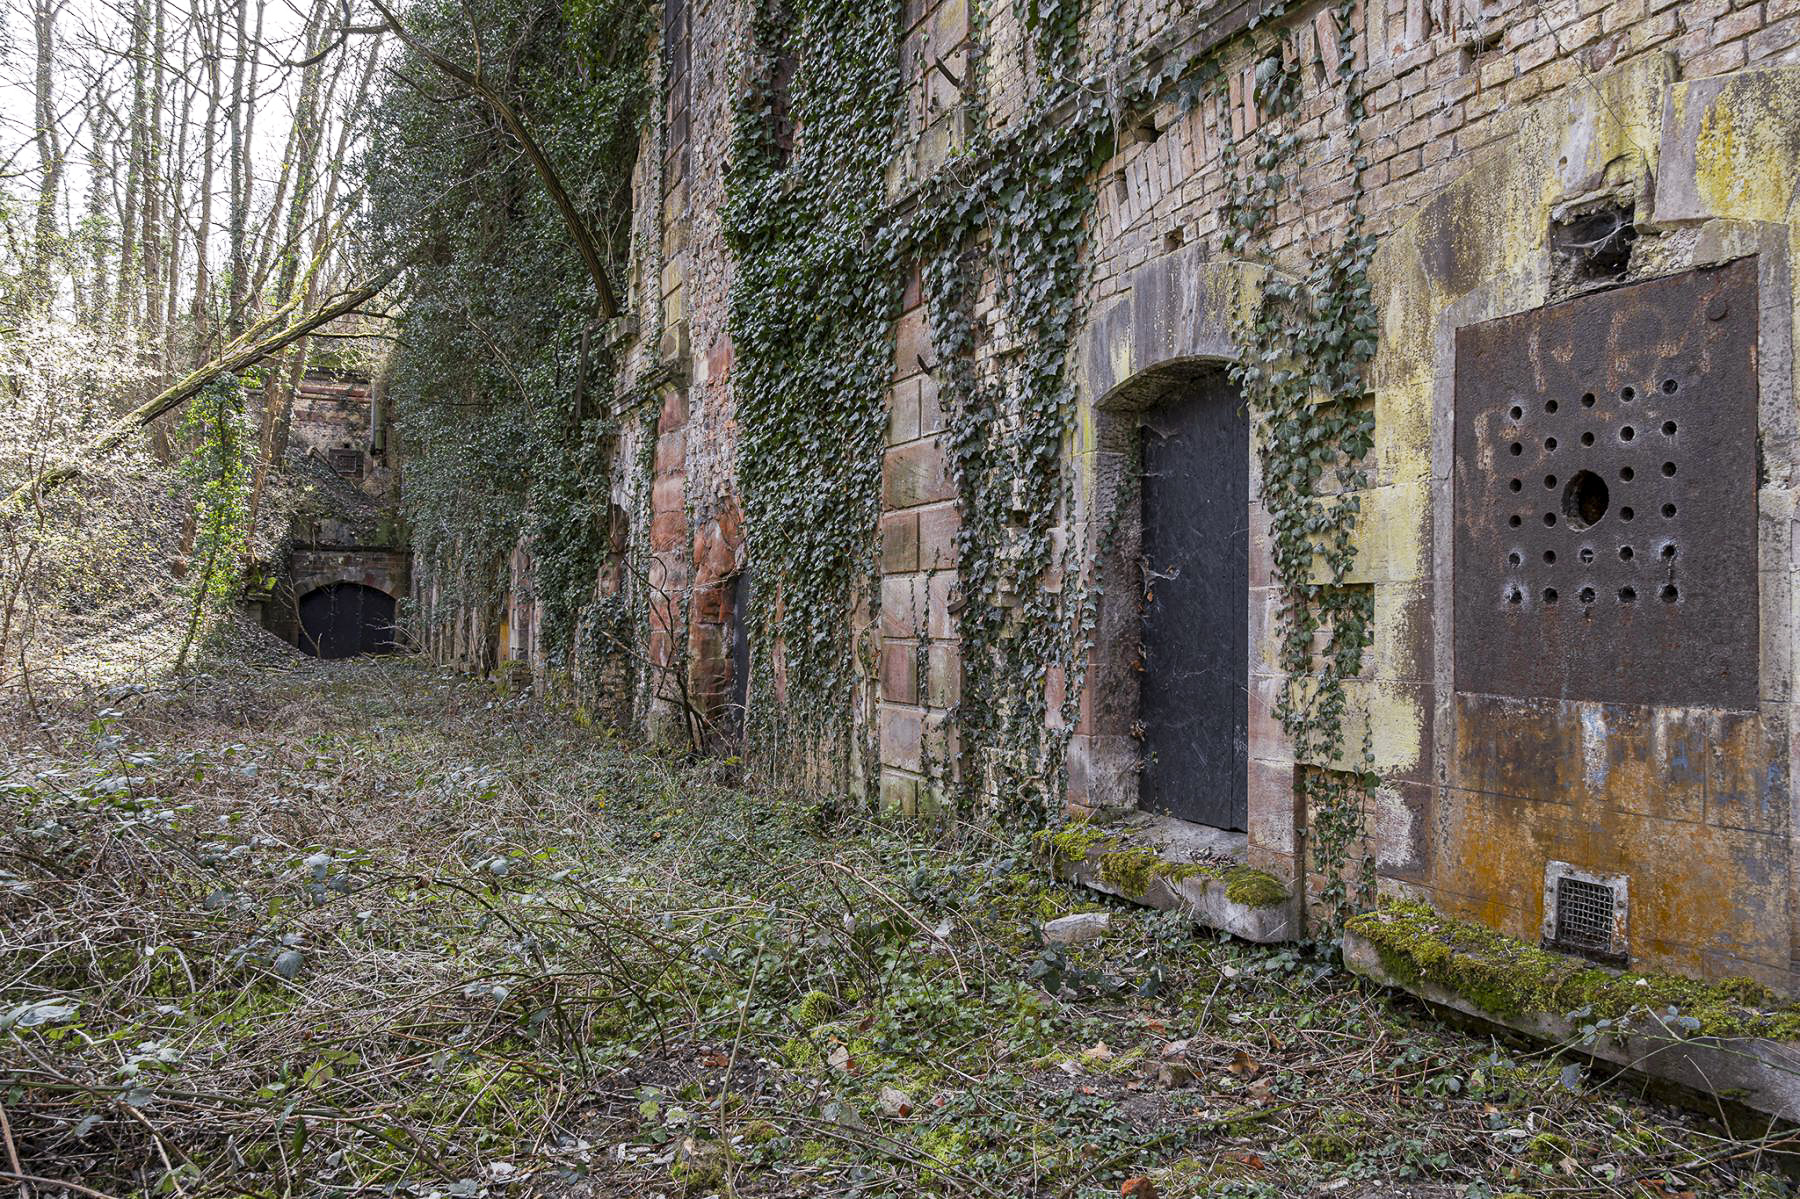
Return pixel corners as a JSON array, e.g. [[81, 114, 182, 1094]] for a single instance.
[[721, 0, 1384, 910], [1219, 0, 1381, 933], [725, 0, 905, 795]]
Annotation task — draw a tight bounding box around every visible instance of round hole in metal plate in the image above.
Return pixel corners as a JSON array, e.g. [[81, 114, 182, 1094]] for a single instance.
[[1544, 587, 1560, 603], [1661, 584, 1679, 603], [1579, 586, 1596, 604], [1561, 470, 1609, 529], [1619, 586, 1636, 603]]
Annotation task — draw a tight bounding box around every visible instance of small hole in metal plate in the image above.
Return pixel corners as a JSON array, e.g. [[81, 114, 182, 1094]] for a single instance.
[[1621, 386, 1635, 401], [1579, 586, 1596, 604], [1619, 586, 1636, 603], [1621, 425, 1635, 441], [1510, 478, 1522, 492], [1661, 583, 1679, 602], [1580, 431, 1595, 446], [1619, 466, 1634, 481], [1662, 378, 1677, 394], [1662, 420, 1676, 435], [1543, 512, 1557, 526], [1662, 503, 1677, 518], [1620, 506, 1634, 521], [1546, 399, 1559, 413], [1543, 550, 1556, 563], [1618, 545, 1633, 561], [1544, 587, 1559, 603], [1582, 392, 1596, 407], [1510, 442, 1524, 455], [1662, 461, 1676, 477], [1580, 547, 1595, 563]]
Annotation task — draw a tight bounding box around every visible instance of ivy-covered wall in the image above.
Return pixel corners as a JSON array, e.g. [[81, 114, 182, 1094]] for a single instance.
[[401, 0, 1800, 995]]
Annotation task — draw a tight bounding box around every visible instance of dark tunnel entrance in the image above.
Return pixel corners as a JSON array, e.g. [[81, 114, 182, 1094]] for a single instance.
[[296, 583, 396, 659]]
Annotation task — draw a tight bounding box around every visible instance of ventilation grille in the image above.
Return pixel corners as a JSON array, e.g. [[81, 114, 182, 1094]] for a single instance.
[[328, 449, 364, 479], [1554, 875, 1617, 955]]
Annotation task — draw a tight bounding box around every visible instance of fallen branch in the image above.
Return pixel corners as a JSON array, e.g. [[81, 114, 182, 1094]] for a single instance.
[[1, 267, 400, 519]]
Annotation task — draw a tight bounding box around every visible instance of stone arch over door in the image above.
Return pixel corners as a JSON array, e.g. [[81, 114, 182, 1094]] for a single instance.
[[1068, 250, 1274, 842]]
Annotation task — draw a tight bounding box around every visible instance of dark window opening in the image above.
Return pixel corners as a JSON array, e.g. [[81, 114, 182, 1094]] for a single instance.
[[1550, 201, 1637, 293]]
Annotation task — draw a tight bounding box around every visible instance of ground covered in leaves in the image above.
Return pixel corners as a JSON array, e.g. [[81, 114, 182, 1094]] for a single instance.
[[2, 660, 1795, 1198]]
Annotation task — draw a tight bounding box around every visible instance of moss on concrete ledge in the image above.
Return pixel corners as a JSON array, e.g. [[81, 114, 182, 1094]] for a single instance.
[[1348, 901, 1800, 1039], [1223, 866, 1289, 909], [1040, 823, 1114, 869]]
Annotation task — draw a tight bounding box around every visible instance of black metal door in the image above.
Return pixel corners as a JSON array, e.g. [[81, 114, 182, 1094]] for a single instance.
[[1139, 383, 1249, 829], [297, 583, 396, 659]]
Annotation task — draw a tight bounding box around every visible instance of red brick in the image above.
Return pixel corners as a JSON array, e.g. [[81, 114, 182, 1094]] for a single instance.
[[882, 512, 920, 572], [881, 640, 921, 704], [882, 437, 955, 508]]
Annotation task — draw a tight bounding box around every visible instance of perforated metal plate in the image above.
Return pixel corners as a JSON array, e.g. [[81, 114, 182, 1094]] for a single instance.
[[1453, 258, 1759, 708]]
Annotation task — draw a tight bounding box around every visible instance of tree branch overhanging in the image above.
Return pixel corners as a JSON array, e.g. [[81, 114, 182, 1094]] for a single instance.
[[368, 0, 620, 321]]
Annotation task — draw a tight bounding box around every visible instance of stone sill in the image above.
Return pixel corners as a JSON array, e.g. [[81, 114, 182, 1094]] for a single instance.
[[1050, 813, 1300, 944], [1344, 928, 1800, 1122]]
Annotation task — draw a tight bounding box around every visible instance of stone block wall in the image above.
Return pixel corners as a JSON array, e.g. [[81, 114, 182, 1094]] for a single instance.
[[472, 0, 1800, 991]]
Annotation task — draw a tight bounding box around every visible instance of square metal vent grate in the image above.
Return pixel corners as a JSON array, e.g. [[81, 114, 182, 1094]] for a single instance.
[[1554, 876, 1616, 952]]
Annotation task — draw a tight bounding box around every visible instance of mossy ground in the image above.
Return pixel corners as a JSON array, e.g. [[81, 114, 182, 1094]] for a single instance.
[[1, 661, 1793, 1197]]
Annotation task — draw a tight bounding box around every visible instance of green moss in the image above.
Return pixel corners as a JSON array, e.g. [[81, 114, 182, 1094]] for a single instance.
[[1097, 847, 1161, 897], [1349, 900, 1800, 1038], [791, 989, 837, 1029], [1039, 822, 1113, 869], [1223, 866, 1289, 908]]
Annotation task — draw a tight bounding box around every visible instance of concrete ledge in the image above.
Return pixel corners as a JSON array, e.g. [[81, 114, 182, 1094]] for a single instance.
[[1344, 925, 1800, 1122], [1044, 815, 1300, 944]]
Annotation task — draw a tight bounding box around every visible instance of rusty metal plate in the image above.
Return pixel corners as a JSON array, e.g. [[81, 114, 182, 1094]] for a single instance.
[[1453, 258, 1759, 709]]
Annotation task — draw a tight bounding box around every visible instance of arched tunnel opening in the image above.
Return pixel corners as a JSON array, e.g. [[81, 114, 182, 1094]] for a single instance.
[[296, 582, 397, 659]]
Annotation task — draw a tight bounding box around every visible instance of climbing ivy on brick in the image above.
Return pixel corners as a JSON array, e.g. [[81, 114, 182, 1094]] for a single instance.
[[725, 0, 904, 793], [1219, 0, 1381, 933]]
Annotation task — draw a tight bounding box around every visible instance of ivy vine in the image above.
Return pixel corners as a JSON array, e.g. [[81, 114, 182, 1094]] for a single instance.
[[1219, 0, 1381, 933], [724, 0, 904, 794]]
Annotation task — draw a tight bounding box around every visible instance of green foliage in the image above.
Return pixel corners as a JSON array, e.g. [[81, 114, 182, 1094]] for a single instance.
[[172, 374, 256, 671], [175, 374, 256, 612], [725, 0, 905, 787], [367, 0, 654, 666]]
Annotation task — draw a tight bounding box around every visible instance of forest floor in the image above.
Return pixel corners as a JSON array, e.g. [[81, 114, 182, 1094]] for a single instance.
[[2, 659, 1797, 1199]]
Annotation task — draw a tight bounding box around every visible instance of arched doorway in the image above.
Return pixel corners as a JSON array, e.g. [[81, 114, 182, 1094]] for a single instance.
[[297, 583, 396, 659]]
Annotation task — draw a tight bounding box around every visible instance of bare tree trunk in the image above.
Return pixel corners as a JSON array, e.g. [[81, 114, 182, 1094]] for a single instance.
[[141, 0, 168, 364], [226, 0, 266, 336], [29, 0, 66, 303], [114, 0, 149, 333], [192, 0, 224, 350]]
